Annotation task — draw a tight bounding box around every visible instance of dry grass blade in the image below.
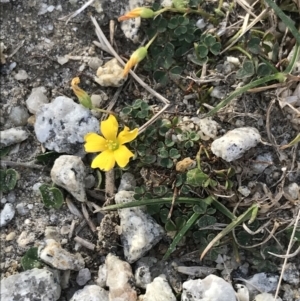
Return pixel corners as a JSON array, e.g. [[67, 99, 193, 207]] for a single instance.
[[273, 208, 300, 299], [90, 16, 171, 134]]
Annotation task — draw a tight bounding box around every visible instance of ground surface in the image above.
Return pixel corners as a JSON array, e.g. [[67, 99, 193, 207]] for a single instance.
[[0, 0, 299, 300]]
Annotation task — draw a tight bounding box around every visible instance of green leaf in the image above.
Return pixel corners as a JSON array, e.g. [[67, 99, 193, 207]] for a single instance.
[[175, 216, 187, 228], [248, 36, 261, 54], [132, 99, 143, 109], [160, 158, 173, 168], [169, 66, 182, 75], [158, 149, 169, 158], [196, 44, 209, 58], [168, 17, 179, 29], [174, 26, 187, 36], [0, 147, 10, 158], [21, 247, 43, 270], [160, 208, 170, 223], [39, 184, 64, 209], [0, 168, 19, 193], [186, 168, 209, 186], [197, 215, 217, 227], [257, 62, 273, 77], [193, 202, 208, 214], [210, 42, 221, 55], [36, 151, 60, 165], [164, 42, 175, 56], [169, 148, 180, 159], [121, 107, 132, 115], [163, 56, 174, 69], [153, 70, 169, 85], [236, 59, 255, 79], [165, 219, 177, 231], [153, 185, 169, 196], [204, 35, 216, 47], [142, 155, 157, 164]]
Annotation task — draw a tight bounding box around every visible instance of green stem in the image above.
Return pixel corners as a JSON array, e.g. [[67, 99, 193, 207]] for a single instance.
[[163, 212, 201, 260], [204, 72, 287, 118], [154, 6, 215, 22], [229, 46, 252, 60], [145, 32, 159, 50]]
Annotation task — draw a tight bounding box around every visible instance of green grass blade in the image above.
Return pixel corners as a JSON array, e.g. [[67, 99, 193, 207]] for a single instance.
[[200, 204, 258, 260], [163, 212, 201, 260], [264, 0, 300, 45]]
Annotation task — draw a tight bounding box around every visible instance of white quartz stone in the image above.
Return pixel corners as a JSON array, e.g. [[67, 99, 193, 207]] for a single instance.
[[26, 86, 49, 114], [0, 203, 15, 227], [51, 155, 87, 203], [70, 285, 109, 301], [115, 190, 164, 263], [0, 127, 29, 148], [181, 274, 236, 301], [144, 275, 176, 301], [211, 127, 261, 162]]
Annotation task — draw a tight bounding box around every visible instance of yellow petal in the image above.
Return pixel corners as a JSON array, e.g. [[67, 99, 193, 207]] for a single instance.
[[91, 150, 115, 171], [118, 126, 138, 145], [114, 145, 134, 168], [101, 115, 118, 141], [84, 133, 107, 153]]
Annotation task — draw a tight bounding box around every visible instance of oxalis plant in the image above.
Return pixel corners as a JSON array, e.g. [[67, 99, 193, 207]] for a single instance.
[[14, 0, 300, 268]]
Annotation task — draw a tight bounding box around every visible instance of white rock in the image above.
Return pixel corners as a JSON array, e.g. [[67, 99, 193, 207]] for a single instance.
[[95, 58, 127, 87], [144, 275, 176, 301], [197, 117, 218, 140], [0, 127, 29, 147], [161, 0, 173, 7], [211, 127, 261, 162], [51, 155, 87, 203], [14, 69, 28, 81], [57, 56, 69, 65], [210, 87, 226, 99], [26, 87, 49, 114], [34, 96, 99, 156], [236, 284, 249, 301], [76, 268, 91, 286], [88, 57, 103, 70], [91, 92, 108, 108], [246, 273, 278, 295], [196, 18, 207, 29], [106, 253, 137, 301], [282, 263, 300, 285], [285, 183, 299, 200], [17, 230, 36, 248], [0, 203, 15, 227], [135, 265, 152, 289], [254, 293, 282, 301], [181, 274, 236, 301], [39, 239, 85, 271], [118, 172, 136, 191], [115, 190, 164, 263], [96, 264, 107, 287], [252, 153, 273, 174], [0, 268, 61, 301], [70, 285, 109, 301], [8, 105, 29, 126]]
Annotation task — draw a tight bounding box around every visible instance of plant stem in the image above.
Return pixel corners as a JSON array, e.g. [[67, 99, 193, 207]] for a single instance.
[[204, 72, 287, 118], [229, 46, 252, 59]]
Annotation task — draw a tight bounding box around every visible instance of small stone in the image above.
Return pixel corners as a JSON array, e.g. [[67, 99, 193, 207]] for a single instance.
[[0, 127, 29, 148], [16, 202, 29, 216], [34, 96, 99, 156], [197, 117, 218, 140], [211, 127, 261, 162], [282, 263, 300, 285], [14, 69, 28, 81], [17, 231, 36, 248], [210, 87, 226, 99], [254, 293, 282, 301], [176, 157, 196, 173], [76, 268, 91, 286], [135, 265, 152, 289], [144, 275, 176, 301], [285, 183, 299, 200], [88, 57, 103, 70], [0, 268, 61, 301], [26, 86, 49, 114], [70, 285, 109, 301], [246, 273, 279, 295], [96, 264, 107, 287], [6, 231, 16, 241], [95, 58, 127, 87], [118, 172, 136, 192], [252, 153, 273, 174], [238, 186, 251, 197], [115, 190, 164, 263], [84, 174, 96, 189], [0, 203, 15, 227], [106, 253, 137, 301], [182, 274, 236, 301], [196, 18, 207, 29], [91, 92, 108, 108], [39, 239, 85, 271], [57, 56, 69, 65], [8, 105, 30, 126], [51, 155, 87, 203]]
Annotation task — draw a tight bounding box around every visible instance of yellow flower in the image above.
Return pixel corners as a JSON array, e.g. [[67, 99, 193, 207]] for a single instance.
[[118, 7, 154, 21], [84, 115, 138, 171], [123, 47, 148, 76], [71, 77, 93, 109]]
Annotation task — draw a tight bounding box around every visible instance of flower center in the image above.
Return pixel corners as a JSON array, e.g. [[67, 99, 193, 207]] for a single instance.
[[106, 140, 119, 151]]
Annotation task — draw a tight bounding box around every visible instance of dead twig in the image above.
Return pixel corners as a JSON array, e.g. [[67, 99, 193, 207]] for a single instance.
[[74, 236, 96, 250]]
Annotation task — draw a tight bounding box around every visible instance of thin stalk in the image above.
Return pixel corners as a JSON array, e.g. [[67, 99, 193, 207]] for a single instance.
[[229, 46, 252, 59], [94, 196, 214, 212], [204, 72, 287, 118], [163, 212, 201, 260], [284, 43, 300, 74]]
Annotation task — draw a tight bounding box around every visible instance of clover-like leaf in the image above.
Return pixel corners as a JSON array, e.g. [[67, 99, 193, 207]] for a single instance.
[[257, 62, 273, 76], [204, 34, 216, 47], [0, 168, 19, 193], [197, 215, 217, 227], [186, 168, 209, 186], [39, 184, 64, 209], [210, 42, 221, 55], [0, 146, 10, 158], [153, 70, 169, 85], [236, 59, 255, 79], [168, 16, 179, 29], [21, 247, 43, 270], [248, 36, 261, 54], [193, 202, 208, 214], [196, 44, 209, 58]]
